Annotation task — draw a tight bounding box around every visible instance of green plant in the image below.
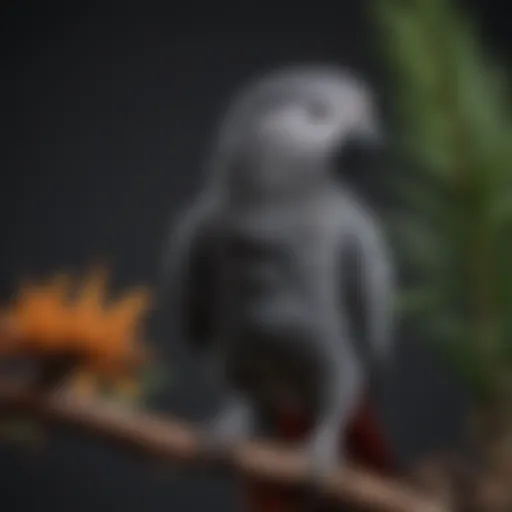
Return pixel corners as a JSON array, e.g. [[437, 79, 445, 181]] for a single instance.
[[373, 0, 512, 404]]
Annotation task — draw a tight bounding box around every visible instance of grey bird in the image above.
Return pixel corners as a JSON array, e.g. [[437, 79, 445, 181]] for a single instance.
[[162, 65, 395, 508]]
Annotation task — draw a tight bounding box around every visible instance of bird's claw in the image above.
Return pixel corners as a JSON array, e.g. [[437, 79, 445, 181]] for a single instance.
[[302, 437, 341, 510], [202, 406, 252, 462], [202, 429, 239, 461], [308, 435, 340, 481]]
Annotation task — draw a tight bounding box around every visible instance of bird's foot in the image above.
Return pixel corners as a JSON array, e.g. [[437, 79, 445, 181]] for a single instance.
[[201, 401, 253, 463], [301, 437, 342, 511]]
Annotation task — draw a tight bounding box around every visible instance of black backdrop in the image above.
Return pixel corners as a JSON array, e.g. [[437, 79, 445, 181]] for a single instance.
[[0, 1, 509, 510]]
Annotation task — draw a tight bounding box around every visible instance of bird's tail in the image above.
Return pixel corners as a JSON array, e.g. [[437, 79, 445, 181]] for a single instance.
[[243, 410, 310, 512], [346, 396, 396, 475], [243, 395, 396, 511]]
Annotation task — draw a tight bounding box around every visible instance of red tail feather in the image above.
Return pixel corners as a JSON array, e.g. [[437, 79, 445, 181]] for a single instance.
[[244, 395, 395, 511], [346, 398, 396, 474]]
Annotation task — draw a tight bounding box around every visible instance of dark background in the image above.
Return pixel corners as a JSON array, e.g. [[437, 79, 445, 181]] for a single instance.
[[0, 1, 510, 510]]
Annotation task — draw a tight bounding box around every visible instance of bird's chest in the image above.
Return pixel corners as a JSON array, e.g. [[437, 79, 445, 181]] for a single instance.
[[215, 213, 339, 404], [219, 220, 331, 333]]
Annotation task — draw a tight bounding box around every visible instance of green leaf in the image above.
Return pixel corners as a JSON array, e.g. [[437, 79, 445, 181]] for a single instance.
[[395, 288, 450, 318], [0, 418, 43, 447], [386, 212, 457, 278], [140, 364, 172, 398], [375, 0, 512, 401]]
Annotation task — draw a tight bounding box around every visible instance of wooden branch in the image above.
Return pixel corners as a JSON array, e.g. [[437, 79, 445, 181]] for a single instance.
[[0, 381, 449, 512]]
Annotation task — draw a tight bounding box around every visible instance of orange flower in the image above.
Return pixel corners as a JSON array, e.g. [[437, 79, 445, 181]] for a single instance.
[[102, 288, 152, 358], [0, 267, 153, 389], [6, 275, 73, 349], [70, 266, 110, 352]]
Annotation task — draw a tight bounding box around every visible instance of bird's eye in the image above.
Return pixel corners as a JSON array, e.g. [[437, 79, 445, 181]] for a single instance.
[[304, 99, 330, 120]]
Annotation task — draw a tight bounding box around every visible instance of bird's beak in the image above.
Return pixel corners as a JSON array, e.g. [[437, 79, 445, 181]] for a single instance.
[[331, 116, 386, 177], [355, 117, 384, 148]]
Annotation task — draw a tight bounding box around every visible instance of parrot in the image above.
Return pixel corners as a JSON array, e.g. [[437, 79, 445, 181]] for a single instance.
[[163, 65, 397, 510]]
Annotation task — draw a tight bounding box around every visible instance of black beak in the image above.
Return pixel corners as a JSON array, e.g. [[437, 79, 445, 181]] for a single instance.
[[332, 121, 388, 200], [354, 117, 385, 148], [334, 122, 385, 170]]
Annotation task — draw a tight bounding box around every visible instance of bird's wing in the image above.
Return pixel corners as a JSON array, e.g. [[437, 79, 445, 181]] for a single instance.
[[161, 194, 219, 349], [341, 200, 395, 370]]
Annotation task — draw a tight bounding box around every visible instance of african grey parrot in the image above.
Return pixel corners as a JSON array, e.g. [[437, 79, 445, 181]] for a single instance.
[[163, 65, 396, 510]]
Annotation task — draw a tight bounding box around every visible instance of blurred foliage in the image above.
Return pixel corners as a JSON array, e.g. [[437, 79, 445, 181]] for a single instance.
[[0, 417, 43, 447], [116, 362, 171, 407], [373, 0, 512, 402]]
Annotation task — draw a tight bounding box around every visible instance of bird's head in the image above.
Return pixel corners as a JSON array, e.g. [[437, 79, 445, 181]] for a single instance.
[[211, 65, 381, 202]]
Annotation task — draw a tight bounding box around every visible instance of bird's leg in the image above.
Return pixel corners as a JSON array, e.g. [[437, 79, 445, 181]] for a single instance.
[[304, 357, 362, 509], [203, 390, 256, 463]]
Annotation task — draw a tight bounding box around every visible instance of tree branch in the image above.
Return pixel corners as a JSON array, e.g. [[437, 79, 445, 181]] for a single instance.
[[0, 381, 448, 512]]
